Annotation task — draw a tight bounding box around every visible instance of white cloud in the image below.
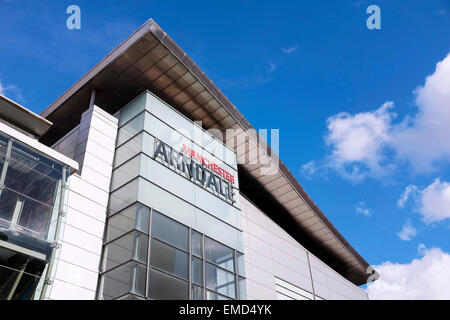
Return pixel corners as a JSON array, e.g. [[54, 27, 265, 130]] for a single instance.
[[325, 101, 395, 181], [281, 45, 299, 54], [397, 185, 418, 208], [0, 78, 23, 102], [366, 245, 450, 299], [397, 221, 417, 241], [318, 52, 450, 181], [398, 179, 450, 224], [355, 201, 372, 216], [300, 161, 317, 178], [392, 52, 450, 172], [267, 61, 277, 74], [418, 179, 450, 223]]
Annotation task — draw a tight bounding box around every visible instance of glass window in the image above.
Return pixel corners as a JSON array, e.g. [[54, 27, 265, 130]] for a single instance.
[[239, 277, 247, 300], [204, 237, 234, 272], [4, 158, 59, 207], [101, 261, 146, 300], [191, 257, 203, 285], [10, 141, 63, 176], [0, 158, 4, 180], [0, 134, 8, 158], [148, 269, 188, 300], [108, 178, 139, 216], [0, 135, 7, 173], [17, 193, 55, 236], [4, 141, 63, 207], [106, 204, 150, 242], [150, 239, 188, 280], [0, 187, 54, 236], [110, 155, 141, 192], [103, 231, 148, 272], [0, 246, 46, 301], [192, 230, 203, 257], [114, 132, 144, 168], [237, 252, 245, 277], [0, 188, 17, 226], [191, 285, 204, 300], [116, 112, 145, 147], [151, 211, 188, 251], [206, 290, 232, 300], [205, 262, 236, 299]]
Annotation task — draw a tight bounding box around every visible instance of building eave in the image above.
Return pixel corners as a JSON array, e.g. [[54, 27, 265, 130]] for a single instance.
[[0, 94, 52, 138]]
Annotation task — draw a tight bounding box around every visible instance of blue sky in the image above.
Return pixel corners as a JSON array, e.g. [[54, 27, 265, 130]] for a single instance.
[[1, 0, 450, 298]]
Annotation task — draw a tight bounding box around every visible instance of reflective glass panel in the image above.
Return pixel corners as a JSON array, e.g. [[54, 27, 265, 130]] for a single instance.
[[151, 211, 188, 251], [0, 187, 54, 237], [0, 159, 4, 182], [206, 290, 232, 300], [10, 142, 63, 177], [239, 277, 247, 300], [0, 134, 8, 160], [150, 239, 188, 280], [101, 262, 146, 300], [4, 158, 59, 206], [191, 256, 203, 285], [0, 188, 16, 226], [191, 230, 203, 258], [237, 252, 245, 277], [148, 269, 188, 300], [116, 294, 146, 300], [191, 284, 204, 300], [0, 135, 7, 173], [103, 231, 148, 272], [106, 204, 150, 242], [205, 262, 236, 299], [204, 237, 234, 272], [5, 141, 63, 208]]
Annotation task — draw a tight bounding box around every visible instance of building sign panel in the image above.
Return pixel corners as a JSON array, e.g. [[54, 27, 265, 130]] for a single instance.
[[153, 139, 237, 204]]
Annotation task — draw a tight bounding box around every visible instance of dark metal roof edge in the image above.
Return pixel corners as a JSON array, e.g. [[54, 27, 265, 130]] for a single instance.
[[0, 94, 53, 137]]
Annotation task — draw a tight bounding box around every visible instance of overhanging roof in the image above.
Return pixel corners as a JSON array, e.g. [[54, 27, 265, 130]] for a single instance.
[[40, 18, 378, 285], [0, 94, 52, 137]]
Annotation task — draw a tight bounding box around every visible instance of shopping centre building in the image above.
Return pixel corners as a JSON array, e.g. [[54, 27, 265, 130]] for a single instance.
[[0, 19, 377, 300]]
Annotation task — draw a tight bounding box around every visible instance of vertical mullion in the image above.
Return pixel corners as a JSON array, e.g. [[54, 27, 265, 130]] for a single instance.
[[7, 258, 29, 300], [145, 207, 153, 300], [234, 249, 239, 300], [0, 138, 13, 194], [202, 233, 206, 300], [10, 197, 24, 226], [188, 228, 192, 300]]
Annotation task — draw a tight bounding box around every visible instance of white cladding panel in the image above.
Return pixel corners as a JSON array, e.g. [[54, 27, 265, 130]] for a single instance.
[[48, 105, 118, 300], [240, 195, 368, 300]]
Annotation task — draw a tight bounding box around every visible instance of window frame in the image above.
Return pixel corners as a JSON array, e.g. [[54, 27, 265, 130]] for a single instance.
[[99, 204, 246, 300]]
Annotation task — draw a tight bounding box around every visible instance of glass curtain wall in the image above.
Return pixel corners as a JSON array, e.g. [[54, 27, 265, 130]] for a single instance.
[[0, 131, 69, 300], [99, 204, 246, 300]]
